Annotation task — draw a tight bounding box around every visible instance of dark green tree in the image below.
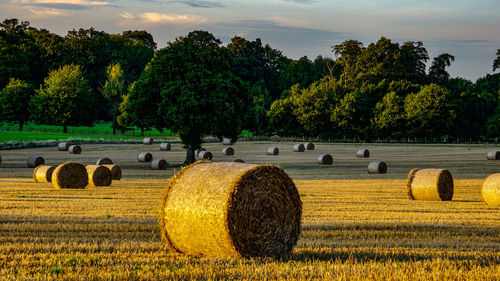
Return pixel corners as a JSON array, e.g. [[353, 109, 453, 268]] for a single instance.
[[493, 48, 500, 72], [0, 78, 35, 130], [332, 40, 364, 86], [102, 63, 126, 134], [428, 53, 455, 84]]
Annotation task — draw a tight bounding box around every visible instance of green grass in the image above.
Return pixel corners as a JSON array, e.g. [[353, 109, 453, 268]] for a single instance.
[[0, 131, 145, 142]]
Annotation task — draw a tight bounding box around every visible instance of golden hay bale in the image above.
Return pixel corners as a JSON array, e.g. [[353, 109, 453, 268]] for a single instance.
[[103, 165, 122, 180], [305, 142, 315, 150], [266, 147, 279, 155], [160, 161, 302, 258], [27, 156, 44, 168], [96, 158, 113, 165], [293, 144, 305, 152], [406, 169, 453, 201], [68, 145, 81, 154], [223, 138, 233, 145], [138, 152, 153, 163], [222, 147, 235, 156], [143, 137, 154, 145], [482, 174, 500, 206], [270, 135, 280, 142], [33, 165, 55, 182], [152, 159, 168, 170], [85, 165, 112, 187], [51, 162, 88, 189], [233, 159, 245, 163], [160, 143, 171, 151], [198, 151, 213, 161], [356, 149, 370, 158], [58, 142, 69, 151], [367, 161, 387, 174], [317, 154, 333, 165], [486, 151, 500, 160]]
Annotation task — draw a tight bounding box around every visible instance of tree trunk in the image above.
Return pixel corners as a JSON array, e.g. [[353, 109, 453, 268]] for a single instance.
[[112, 109, 117, 135], [141, 127, 144, 137], [63, 125, 68, 133], [184, 147, 196, 165], [19, 121, 24, 131]]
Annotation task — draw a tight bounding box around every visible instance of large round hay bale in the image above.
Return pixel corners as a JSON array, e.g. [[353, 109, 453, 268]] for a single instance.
[[160, 161, 302, 257], [195, 148, 206, 157], [58, 142, 69, 151], [143, 137, 153, 145], [27, 156, 44, 168], [223, 138, 233, 145], [51, 162, 88, 189], [103, 165, 122, 180], [293, 144, 305, 152], [406, 169, 453, 201], [317, 154, 333, 165], [96, 158, 113, 165], [151, 159, 168, 170], [68, 145, 81, 154], [270, 135, 280, 142], [266, 147, 279, 155], [305, 142, 315, 150], [33, 165, 55, 182], [198, 151, 213, 161], [160, 143, 171, 151], [86, 165, 112, 187], [486, 151, 500, 160], [356, 149, 370, 158], [138, 152, 153, 163], [222, 147, 235, 156], [233, 159, 245, 163], [482, 174, 500, 206], [368, 161, 387, 174]]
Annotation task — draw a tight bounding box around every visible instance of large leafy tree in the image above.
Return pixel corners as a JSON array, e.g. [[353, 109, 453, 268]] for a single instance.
[[428, 53, 455, 84], [493, 48, 500, 72], [0, 78, 35, 130], [102, 63, 126, 134]]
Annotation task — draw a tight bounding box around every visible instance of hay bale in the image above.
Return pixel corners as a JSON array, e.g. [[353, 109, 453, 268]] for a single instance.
[[356, 149, 370, 158], [68, 145, 81, 154], [96, 158, 113, 165], [367, 161, 387, 174], [143, 137, 153, 145], [160, 143, 171, 151], [27, 156, 44, 168], [160, 161, 302, 258], [270, 135, 280, 142], [233, 159, 245, 163], [195, 148, 206, 157], [293, 144, 305, 152], [151, 159, 168, 170], [266, 147, 279, 155], [103, 165, 122, 180], [198, 151, 213, 161], [222, 147, 235, 156], [85, 165, 112, 187], [58, 142, 69, 151], [406, 169, 453, 201], [33, 165, 55, 182], [317, 154, 333, 165], [138, 152, 153, 163], [482, 174, 500, 206], [223, 138, 233, 145], [52, 162, 88, 189], [305, 142, 315, 150], [486, 151, 500, 160]]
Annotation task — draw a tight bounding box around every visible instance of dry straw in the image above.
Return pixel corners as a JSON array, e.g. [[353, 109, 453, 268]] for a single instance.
[[103, 164, 122, 180], [317, 154, 333, 165], [223, 138, 233, 145], [486, 151, 500, 160], [233, 159, 245, 163], [152, 159, 168, 170], [368, 161, 387, 174], [160, 143, 171, 151], [270, 135, 280, 142], [52, 161, 88, 189], [33, 165, 55, 182], [357, 149, 370, 158], [266, 147, 279, 155], [305, 142, 315, 150], [406, 168, 453, 201], [68, 145, 81, 154], [96, 158, 113, 165], [159, 161, 302, 258], [293, 144, 305, 152], [482, 173, 500, 206], [86, 165, 112, 187], [198, 151, 213, 161], [143, 137, 154, 145], [222, 147, 235, 156], [138, 152, 153, 163], [58, 142, 69, 151], [27, 156, 44, 168]]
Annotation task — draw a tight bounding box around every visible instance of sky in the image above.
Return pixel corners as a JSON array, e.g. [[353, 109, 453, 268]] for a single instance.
[[1, 0, 499, 81]]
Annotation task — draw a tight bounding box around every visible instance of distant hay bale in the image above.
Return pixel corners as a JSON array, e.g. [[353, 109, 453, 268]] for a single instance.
[[356, 149, 370, 158], [103, 164, 122, 180], [27, 156, 44, 168], [159, 161, 302, 258], [406, 169, 453, 201], [96, 158, 113, 165], [367, 161, 387, 174], [198, 151, 213, 161], [233, 159, 245, 163], [305, 142, 315, 150], [143, 137, 153, 145], [33, 165, 55, 182], [160, 143, 171, 151], [151, 159, 168, 170], [138, 152, 153, 163], [486, 151, 500, 160], [58, 142, 70, 151], [293, 144, 305, 152], [223, 138, 233, 145], [266, 146, 279, 155], [222, 147, 235, 156], [51, 162, 88, 189], [482, 174, 500, 206], [68, 145, 81, 154], [85, 165, 112, 187], [271, 135, 280, 142], [195, 148, 206, 157], [317, 154, 333, 165]]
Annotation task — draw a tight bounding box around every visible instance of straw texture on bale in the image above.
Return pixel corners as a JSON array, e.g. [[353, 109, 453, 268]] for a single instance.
[[222, 147, 235, 156], [233, 159, 245, 163], [293, 144, 305, 152], [138, 152, 153, 163], [223, 138, 233, 145], [52, 162, 88, 189], [151, 159, 168, 170], [68, 145, 81, 154], [160, 143, 171, 151], [482, 173, 500, 206], [96, 158, 113, 165], [27, 156, 44, 168], [58, 142, 69, 151], [86, 165, 112, 187], [486, 151, 500, 160], [103, 164, 122, 180], [305, 142, 315, 150], [317, 154, 333, 165], [356, 149, 370, 158], [33, 165, 55, 182], [367, 161, 387, 174], [160, 161, 302, 258], [266, 147, 279, 155], [143, 137, 153, 145], [270, 135, 280, 142], [198, 151, 213, 161], [406, 169, 453, 201]]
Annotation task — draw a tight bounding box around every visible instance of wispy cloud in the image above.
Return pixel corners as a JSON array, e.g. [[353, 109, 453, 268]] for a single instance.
[[119, 11, 208, 27], [28, 7, 69, 18], [12, 0, 112, 10], [282, 0, 317, 4], [142, 0, 224, 8], [267, 15, 311, 28]]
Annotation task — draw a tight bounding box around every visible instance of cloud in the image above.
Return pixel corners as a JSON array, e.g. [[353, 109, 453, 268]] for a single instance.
[[119, 12, 208, 27], [142, 0, 224, 8], [28, 7, 68, 18], [267, 15, 311, 28], [12, 0, 112, 10], [282, 0, 317, 4]]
